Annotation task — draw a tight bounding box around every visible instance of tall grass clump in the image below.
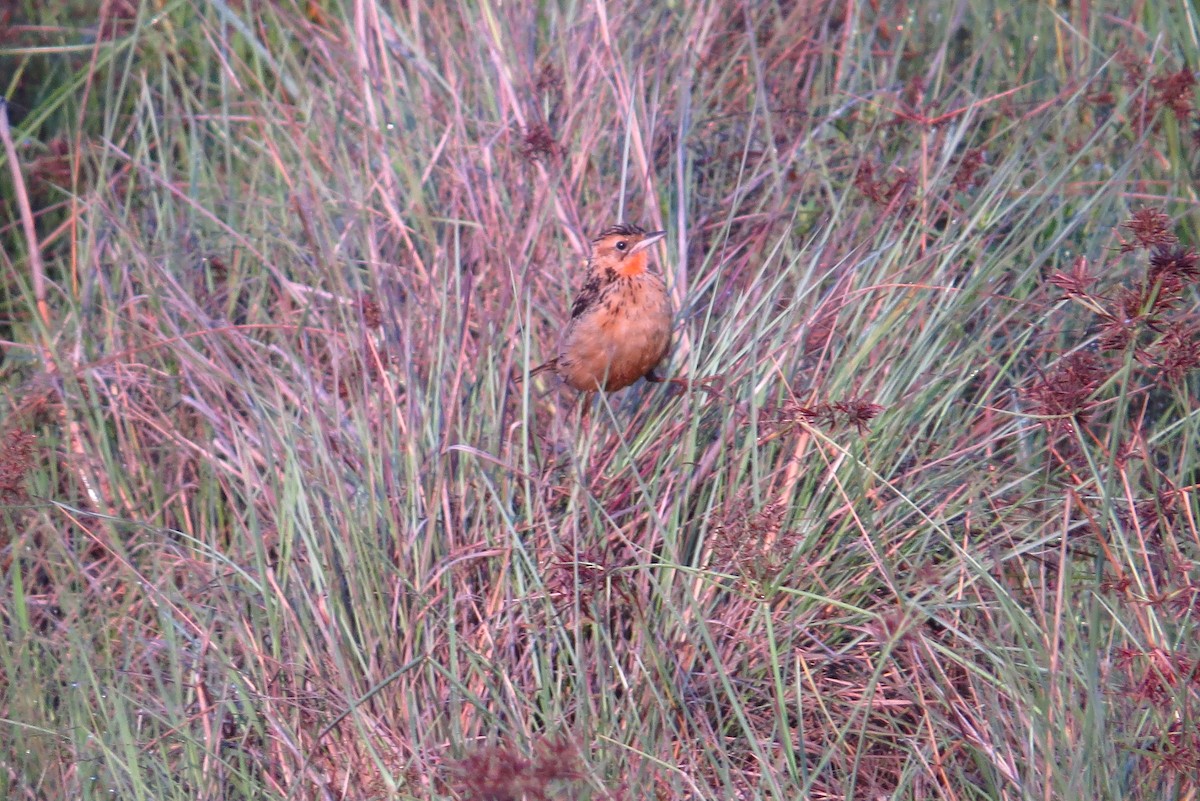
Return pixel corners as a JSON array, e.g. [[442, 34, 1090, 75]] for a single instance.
[[2, 1, 1199, 799]]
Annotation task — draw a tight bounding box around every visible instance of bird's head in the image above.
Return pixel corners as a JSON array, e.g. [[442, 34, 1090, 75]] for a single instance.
[[589, 224, 666, 278]]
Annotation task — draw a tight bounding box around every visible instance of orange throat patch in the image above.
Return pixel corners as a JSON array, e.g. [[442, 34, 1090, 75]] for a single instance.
[[616, 251, 649, 277]]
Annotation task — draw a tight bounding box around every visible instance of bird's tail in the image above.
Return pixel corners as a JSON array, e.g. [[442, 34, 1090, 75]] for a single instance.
[[514, 360, 556, 385]]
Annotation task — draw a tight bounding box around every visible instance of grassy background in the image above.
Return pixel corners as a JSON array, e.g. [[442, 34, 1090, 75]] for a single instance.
[[2, 1, 1199, 799]]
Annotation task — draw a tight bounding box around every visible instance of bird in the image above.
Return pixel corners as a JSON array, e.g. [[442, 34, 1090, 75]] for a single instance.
[[523, 223, 672, 393]]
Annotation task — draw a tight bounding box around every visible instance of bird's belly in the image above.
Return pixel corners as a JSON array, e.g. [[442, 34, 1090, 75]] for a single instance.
[[557, 291, 670, 392]]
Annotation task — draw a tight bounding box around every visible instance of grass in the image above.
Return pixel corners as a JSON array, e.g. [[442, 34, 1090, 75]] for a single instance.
[[2, 0, 1199, 799]]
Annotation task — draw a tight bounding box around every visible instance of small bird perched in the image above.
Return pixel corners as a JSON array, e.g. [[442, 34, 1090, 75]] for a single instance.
[[525, 223, 672, 392]]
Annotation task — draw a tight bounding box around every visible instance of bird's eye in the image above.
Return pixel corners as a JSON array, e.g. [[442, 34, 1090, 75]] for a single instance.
[[615, 241, 627, 251]]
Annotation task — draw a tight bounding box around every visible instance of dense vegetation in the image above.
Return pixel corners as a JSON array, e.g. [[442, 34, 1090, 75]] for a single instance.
[[2, 2, 1199, 799]]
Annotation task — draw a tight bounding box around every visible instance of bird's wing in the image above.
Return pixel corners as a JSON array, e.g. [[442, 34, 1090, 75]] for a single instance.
[[569, 273, 604, 319]]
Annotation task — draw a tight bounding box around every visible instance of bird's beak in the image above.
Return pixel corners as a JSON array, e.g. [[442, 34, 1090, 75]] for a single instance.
[[628, 230, 666, 255]]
